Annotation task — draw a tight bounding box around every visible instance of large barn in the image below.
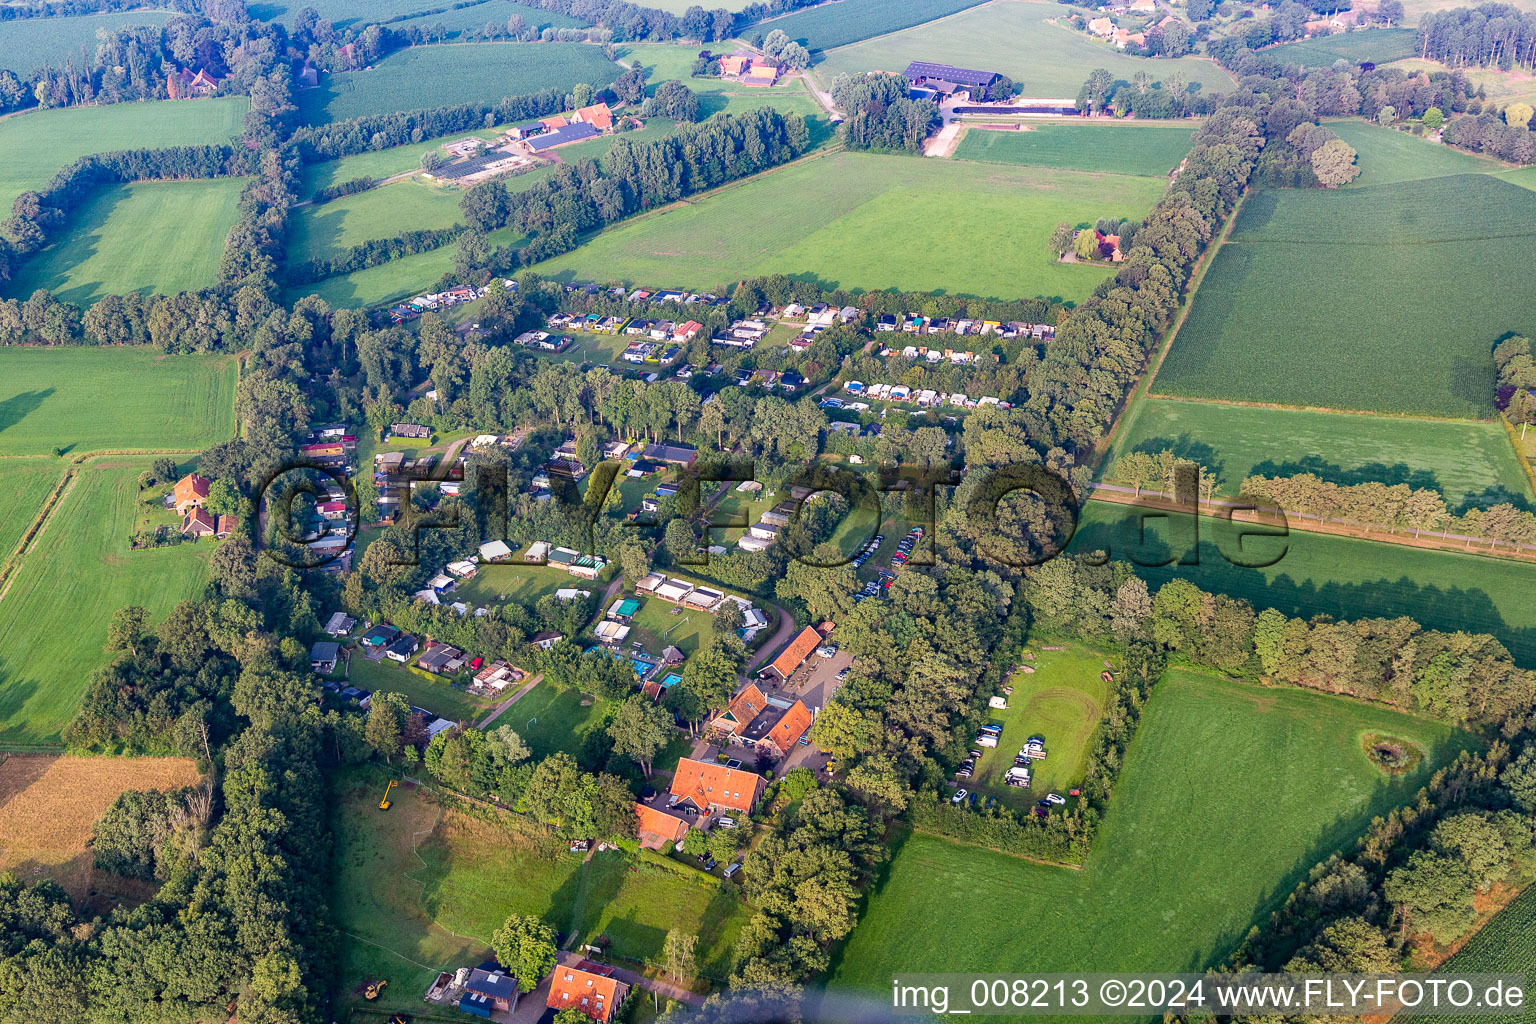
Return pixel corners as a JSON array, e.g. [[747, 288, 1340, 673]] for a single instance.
[[903, 61, 1004, 101]]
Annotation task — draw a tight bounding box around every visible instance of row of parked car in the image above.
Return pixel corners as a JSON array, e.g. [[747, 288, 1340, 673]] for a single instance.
[[891, 526, 925, 569]]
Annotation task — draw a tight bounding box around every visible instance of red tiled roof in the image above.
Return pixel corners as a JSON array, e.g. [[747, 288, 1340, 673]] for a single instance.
[[635, 802, 689, 843], [669, 757, 763, 814], [765, 699, 814, 755], [547, 958, 628, 1022], [574, 102, 613, 130], [769, 626, 822, 679], [714, 683, 767, 735], [173, 473, 210, 509]]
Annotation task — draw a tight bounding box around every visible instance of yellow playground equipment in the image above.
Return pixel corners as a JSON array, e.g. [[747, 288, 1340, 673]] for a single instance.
[[379, 779, 396, 810]]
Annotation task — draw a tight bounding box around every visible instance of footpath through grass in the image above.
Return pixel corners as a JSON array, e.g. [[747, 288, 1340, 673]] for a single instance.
[[0, 460, 214, 744], [1068, 499, 1536, 665], [833, 671, 1474, 987], [0, 347, 238, 456]]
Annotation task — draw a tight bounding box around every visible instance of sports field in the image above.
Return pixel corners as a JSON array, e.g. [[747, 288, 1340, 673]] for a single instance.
[[1067, 499, 1536, 665], [1110, 398, 1532, 509], [970, 646, 1110, 802], [5, 178, 245, 306], [0, 10, 176, 76], [758, 0, 989, 52], [532, 151, 1165, 302], [953, 122, 1196, 177], [812, 0, 1235, 99], [1263, 27, 1417, 67], [835, 671, 1472, 987], [0, 98, 248, 214], [0, 460, 214, 744], [296, 43, 620, 124], [1328, 119, 1501, 187], [0, 347, 238, 456], [1153, 174, 1536, 418], [288, 178, 464, 263]]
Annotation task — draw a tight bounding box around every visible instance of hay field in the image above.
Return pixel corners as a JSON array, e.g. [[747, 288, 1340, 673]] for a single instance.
[[0, 754, 200, 899], [953, 121, 1196, 177], [287, 178, 464, 263]]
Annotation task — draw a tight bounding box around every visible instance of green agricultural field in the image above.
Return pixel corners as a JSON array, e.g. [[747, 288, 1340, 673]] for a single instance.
[[1067, 498, 1536, 665], [291, 223, 523, 307], [812, 0, 1235, 99], [0, 462, 65, 560], [618, 43, 831, 126], [832, 670, 1475, 988], [1498, 165, 1536, 192], [0, 460, 213, 744], [0, 346, 237, 456], [287, 178, 465, 263], [533, 151, 1164, 302], [1110, 398, 1532, 509], [387, 0, 586, 37], [1263, 28, 1418, 67], [756, 0, 988, 51], [969, 646, 1110, 803], [953, 121, 1196, 177], [572, 851, 750, 978], [1153, 174, 1536, 417], [0, 10, 175, 75], [1328, 119, 1501, 187], [296, 43, 620, 124], [5, 178, 244, 305], [1432, 883, 1536, 1024], [0, 97, 248, 214]]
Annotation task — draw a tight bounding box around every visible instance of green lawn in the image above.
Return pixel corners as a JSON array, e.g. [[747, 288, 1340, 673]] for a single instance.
[[534, 151, 1164, 302], [505, 679, 614, 762], [832, 670, 1476, 986], [288, 224, 523, 307], [1153, 173, 1536, 418], [0, 347, 237, 456], [455, 561, 584, 609], [1263, 28, 1418, 67], [0, 97, 248, 214], [345, 654, 490, 723], [953, 121, 1196, 177], [0, 462, 65, 560], [0, 10, 176, 76], [5, 178, 245, 305], [811, 0, 1235, 99], [297, 43, 621, 124], [572, 850, 750, 978], [0, 460, 214, 744], [626, 595, 713, 657], [1109, 398, 1532, 509], [970, 645, 1111, 804], [288, 177, 465, 263], [1067, 498, 1536, 665], [1328, 118, 1502, 187]]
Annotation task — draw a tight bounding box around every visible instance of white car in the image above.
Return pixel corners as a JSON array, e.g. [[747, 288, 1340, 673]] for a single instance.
[[1045, 792, 1066, 806], [715, 816, 737, 829], [951, 788, 968, 805]]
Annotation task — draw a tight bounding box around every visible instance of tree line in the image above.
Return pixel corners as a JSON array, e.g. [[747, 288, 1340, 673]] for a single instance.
[[830, 73, 939, 153], [1417, 3, 1536, 70]]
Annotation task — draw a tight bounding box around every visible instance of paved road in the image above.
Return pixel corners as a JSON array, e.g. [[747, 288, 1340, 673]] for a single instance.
[[745, 603, 796, 674], [604, 963, 704, 1008]]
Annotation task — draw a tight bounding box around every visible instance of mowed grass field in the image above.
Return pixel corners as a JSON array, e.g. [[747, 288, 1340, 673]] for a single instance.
[[1263, 27, 1418, 67], [970, 646, 1111, 803], [0, 463, 65, 560], [618, 43, 830, 126], [758, 0, 989, 51], [0, 347, 237, 456], [812, 0, 1235, 99], [291, 223, 523, 307], [297, 43, 620, 124], [0, 10, 176, 75], [0, 97, 248, 214], [1153, 173, 1536, 417], [0, 460, 214, 744], [953, 121, 1196, 177], [832, 671, 1475, 988], [5, 178, 245, 305], [288, 178, 464, 263], [533, 151, 1165, 301], [1328, 118, 1501, 187], [0, 754, 200, 900], [1067, 499, 1536, 665], [1110, 398, 1532, 508]]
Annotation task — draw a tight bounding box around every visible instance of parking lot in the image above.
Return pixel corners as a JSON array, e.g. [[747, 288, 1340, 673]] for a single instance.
[[760, 646, 852, 715]]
